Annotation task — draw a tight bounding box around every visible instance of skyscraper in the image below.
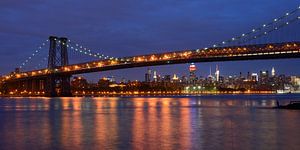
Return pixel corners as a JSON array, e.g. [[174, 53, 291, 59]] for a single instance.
[[251, 73, 259, 81], [207, 66, 213, 79], [145, 68, 152, 82], [189, 63, 197, 83], [259, 70, 269, 84], [172, 74, 179, 82], [153, 70, 157, 82], [215, 65, 220, 82], [272, 67, 276, 77]]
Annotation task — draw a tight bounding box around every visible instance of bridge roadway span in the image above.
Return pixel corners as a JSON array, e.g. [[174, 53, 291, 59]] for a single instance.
[[4, 42, 300, 81]]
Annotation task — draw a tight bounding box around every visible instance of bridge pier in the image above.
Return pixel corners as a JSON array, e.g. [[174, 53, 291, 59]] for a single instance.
[[45, 75, 72, 97], [61, 75, 72, 97], [45, 75, 58, 97]]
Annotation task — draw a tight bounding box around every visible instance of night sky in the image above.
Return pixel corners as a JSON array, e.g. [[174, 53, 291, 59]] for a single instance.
[[1, 0, 300, 82]]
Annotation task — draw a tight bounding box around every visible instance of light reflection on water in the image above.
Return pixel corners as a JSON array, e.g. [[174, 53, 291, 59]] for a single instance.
[[0, 95, 300, 150]]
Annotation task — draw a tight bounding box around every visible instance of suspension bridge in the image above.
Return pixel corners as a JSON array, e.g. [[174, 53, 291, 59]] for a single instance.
[[1, 6, 300, 97]]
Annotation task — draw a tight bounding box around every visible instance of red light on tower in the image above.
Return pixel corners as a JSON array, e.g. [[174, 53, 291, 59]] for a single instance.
[[189, 63, 196, 72]]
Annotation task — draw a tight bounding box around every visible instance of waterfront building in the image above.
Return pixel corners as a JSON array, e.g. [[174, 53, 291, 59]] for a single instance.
[[71, 76, 88, 88], [97, 77, 110, 88], [291, 76, 300, 91]]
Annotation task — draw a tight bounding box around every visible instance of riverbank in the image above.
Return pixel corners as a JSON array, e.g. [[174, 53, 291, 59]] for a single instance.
[[1, 91, 298, 97]]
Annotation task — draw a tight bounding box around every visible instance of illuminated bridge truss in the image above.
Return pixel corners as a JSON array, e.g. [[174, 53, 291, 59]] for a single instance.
[[4, 42, 300, 82]]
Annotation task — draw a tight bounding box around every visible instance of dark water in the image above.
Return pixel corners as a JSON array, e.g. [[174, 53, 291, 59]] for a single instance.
[[0, 95, 300, 150]]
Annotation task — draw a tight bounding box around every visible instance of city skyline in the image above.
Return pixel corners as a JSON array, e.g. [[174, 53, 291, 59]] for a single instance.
[[80, 64, 293, 83], [67, 63, 300, 96], [83, 64, 283, 82]]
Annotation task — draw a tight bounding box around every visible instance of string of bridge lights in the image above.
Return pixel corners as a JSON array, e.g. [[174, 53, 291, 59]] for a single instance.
[[241, 16, 300, 43], [67, 40, 116, 60], [19, 39, 49, 69], [19, 38, 118, 70], [30, 40, 65, 70], [210, 5, 300, 48]]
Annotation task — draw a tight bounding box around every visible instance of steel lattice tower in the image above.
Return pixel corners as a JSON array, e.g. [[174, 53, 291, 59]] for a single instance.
[[46, 36, 72, 97]]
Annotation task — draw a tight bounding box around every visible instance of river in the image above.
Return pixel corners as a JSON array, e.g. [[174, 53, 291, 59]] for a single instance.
[[0, 94, 300, 150]]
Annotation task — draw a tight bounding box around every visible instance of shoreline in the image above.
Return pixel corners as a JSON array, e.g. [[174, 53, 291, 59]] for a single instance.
[[1, 92, 299, 98]]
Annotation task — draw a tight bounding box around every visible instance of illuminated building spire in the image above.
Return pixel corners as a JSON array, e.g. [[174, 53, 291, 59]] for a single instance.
[[215, 65, 220, 82], [272, 67, 276, 77], [208, 65, 213, 79], [153, 70, 157, 82]]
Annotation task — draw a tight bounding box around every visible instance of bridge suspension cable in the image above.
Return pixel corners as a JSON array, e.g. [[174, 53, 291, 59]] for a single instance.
[[18, 39, 49, 69], [212, 5, 300, 48], [67, 40, 116, 60], [18, 38, 118, 71]]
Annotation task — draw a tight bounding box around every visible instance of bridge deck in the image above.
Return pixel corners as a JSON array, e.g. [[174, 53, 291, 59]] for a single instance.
[[3, 42, 300, 81]]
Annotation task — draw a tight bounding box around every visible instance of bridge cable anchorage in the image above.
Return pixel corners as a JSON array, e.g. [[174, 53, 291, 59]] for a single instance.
[[211, 5, 300, 48], [67, 40, 117, 60], [18, 39, 49, 69]]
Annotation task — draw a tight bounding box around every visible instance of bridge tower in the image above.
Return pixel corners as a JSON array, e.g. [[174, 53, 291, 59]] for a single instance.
[[46, 36, 72, 97]]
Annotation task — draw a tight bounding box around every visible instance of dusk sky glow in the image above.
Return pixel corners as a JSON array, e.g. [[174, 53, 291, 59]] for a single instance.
[[1, 0, 300, 82]]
